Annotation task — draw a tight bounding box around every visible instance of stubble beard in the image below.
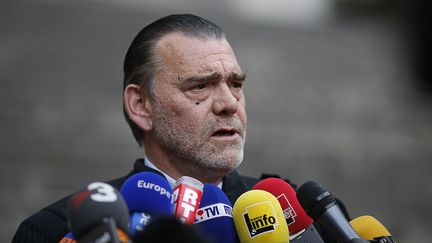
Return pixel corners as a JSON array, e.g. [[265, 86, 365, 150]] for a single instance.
[[151, 99, 245, 172]]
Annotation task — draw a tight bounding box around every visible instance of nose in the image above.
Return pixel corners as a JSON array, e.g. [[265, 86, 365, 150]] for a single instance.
[[212, 83, 238, 116]]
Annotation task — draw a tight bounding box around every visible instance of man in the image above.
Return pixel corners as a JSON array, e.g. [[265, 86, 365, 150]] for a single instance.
[[14, 14, 350, 243], [13, 14, 257, 242], [122, 14, 248, 187]]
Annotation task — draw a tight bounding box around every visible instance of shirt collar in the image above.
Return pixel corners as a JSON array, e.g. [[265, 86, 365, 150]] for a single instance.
[[144, 156, 177, 189], [143, 156, 223, 189]]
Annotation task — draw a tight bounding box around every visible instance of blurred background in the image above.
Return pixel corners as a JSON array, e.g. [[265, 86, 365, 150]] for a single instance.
[[1, 0, 431, 241]]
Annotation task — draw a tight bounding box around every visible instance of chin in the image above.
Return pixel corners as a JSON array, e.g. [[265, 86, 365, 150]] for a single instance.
[[206, 150, 244, 171], [188, 145, 244, 171]]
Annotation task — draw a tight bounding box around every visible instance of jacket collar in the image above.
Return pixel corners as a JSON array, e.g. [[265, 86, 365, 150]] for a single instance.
[[128, 158, 249, 204]]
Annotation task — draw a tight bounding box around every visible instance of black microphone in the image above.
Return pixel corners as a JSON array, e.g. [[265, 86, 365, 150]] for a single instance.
[[132, 217, 210, 243], [297, 180, 363, 243], [67, 182, 130, 243]]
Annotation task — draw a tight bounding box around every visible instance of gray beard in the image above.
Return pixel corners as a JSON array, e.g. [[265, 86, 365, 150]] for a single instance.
[[151, 99, 245, 171]]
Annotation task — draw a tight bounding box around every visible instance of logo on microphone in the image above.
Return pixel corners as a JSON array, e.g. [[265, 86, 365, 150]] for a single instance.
[[130, 212, 152, 235], [195, 203, 233, 223], [243, 201, 278, 237], [137, 180, 171, 199], [173, 185, 203, 224], [276, 194, 297, 225]]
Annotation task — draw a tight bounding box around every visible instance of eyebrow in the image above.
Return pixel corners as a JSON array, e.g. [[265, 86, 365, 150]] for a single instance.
[[185, 72, 222, 83], [184, 71, 246, 83], [228, 72, 247, 82]]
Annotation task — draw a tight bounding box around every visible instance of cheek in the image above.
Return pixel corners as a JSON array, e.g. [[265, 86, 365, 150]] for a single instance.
[[188, 106, 208, 122], [162, 95, 191, 116], [238, 98, 247, 123], [240, 108, 247, 125], [170, 101, 206, 124], [158, 91, 212, 127]]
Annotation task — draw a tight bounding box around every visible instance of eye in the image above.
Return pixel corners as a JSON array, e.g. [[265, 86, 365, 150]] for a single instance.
[[192, 83, 207, 91], [232, 81, 243, 89]]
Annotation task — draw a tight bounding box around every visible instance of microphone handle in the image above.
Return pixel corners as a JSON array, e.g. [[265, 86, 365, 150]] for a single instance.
[[78, 217, 121, 243], [349, 239, 370, 243], [317, 205, 359, 242], [290, 224, 325, 243]]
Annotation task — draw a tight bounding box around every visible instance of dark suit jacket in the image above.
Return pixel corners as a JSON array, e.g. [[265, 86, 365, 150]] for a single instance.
[[12, 159, 258, 243]]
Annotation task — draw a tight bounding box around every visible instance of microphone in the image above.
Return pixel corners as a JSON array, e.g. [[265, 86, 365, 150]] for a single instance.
[[173, 176, 204, 224], [132, 217, 210, 243], [233, 189, 289, 243], [59, 232, 76, 243], [253, 178, 325, 242], [194, 184, 239, 243], [66, 182, 130, 243], [119, 172, 174, 236], [297, 180, 361, 243], [350, 215, 394, 242]]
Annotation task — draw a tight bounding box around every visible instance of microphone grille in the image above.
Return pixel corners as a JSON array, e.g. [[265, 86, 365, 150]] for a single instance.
[[297, 180, 336, 218]]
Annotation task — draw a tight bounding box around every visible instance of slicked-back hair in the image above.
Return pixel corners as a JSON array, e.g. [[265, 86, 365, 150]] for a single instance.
[[123, 14, 226, 146]]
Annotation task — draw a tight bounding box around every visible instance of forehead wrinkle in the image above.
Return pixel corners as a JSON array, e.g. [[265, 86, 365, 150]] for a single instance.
[[156, 33, 244, 84]]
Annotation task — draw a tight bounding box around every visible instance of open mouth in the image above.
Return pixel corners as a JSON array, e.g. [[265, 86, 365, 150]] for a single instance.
[[211, 129, 237, 137]]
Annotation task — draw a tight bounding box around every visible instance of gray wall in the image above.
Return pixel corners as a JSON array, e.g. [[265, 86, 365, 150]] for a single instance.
[[1, 0, 431, 241]]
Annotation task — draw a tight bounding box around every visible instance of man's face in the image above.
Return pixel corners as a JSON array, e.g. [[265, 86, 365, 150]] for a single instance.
[[149, 32, 247, 172]]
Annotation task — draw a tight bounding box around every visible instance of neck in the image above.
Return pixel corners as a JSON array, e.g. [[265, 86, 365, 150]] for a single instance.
[[143, 140, 228, 185]]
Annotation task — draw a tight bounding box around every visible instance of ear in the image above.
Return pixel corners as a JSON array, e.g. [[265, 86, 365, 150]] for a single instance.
[[123, 84, 153, 132]]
